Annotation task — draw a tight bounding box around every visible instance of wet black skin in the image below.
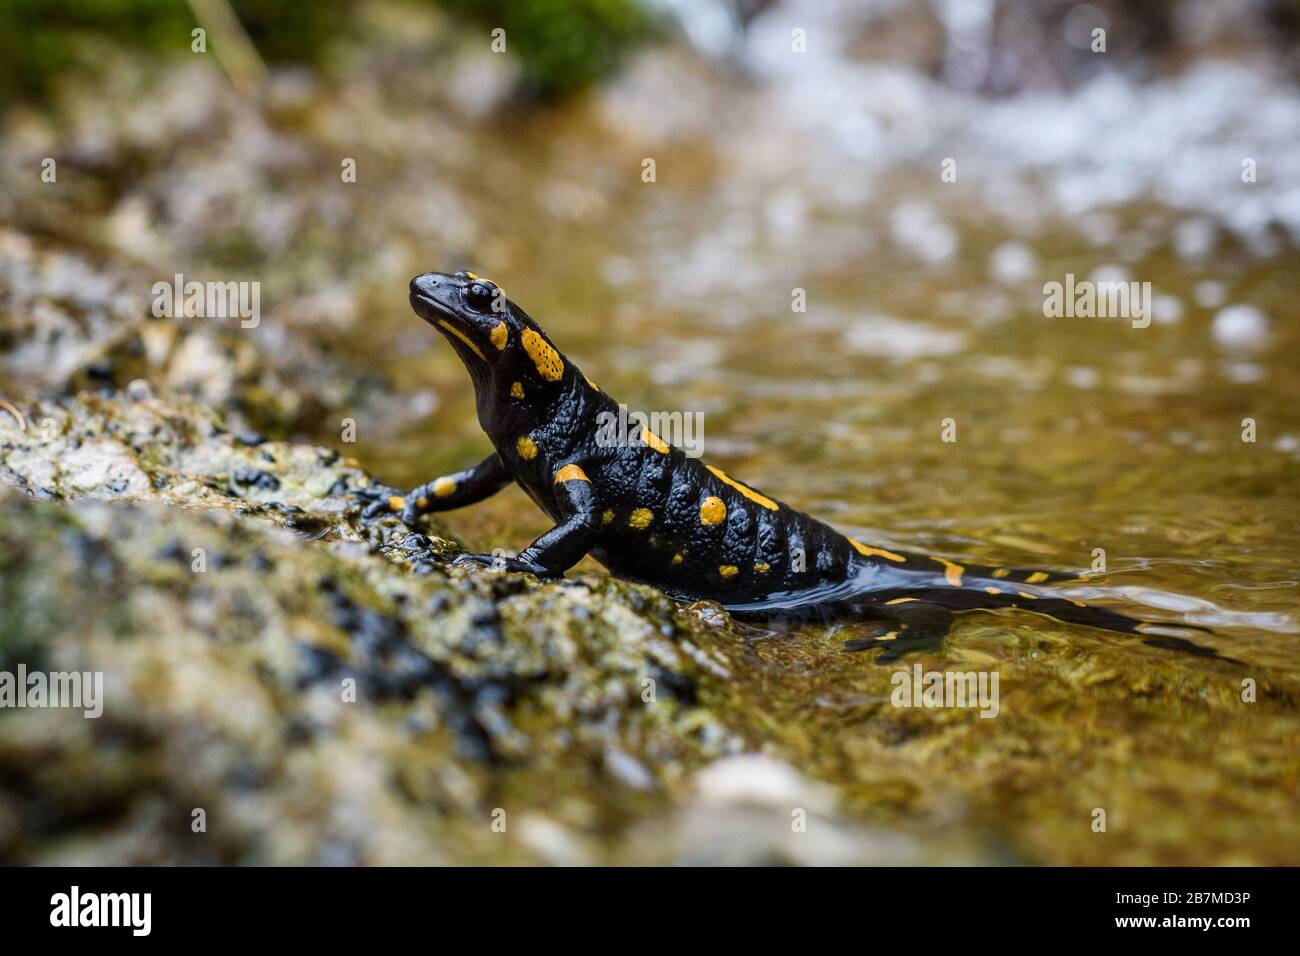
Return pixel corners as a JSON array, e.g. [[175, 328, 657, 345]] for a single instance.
[[360, 271, 1226, 662]]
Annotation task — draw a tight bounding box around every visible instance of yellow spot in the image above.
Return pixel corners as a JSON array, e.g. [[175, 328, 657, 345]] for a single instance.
[[1025, 571, 1050, 583], [436, 319, 486, 361], [641, 427, 670, 454], [601, 509, 614, 525], [388, 495, 406, 511], [984, 587, 1002, 595], [511, 381, 525, 399], [516, 436, 538, 460], [1017, 592, 1037, 600], [554, 464, 589, 484], [628, 508, 654, 530], [878, 631, 899, 642], [991, 568, 1010, 579], [719, 564, 739, 578], [583, 374, 600, 391], [521, 328, 564, 382], [849, 538, 906, 562], [706, 466, 778, 511], [699, 496, 726, 526], [432, 477, 456, 498], [672, 553, 684, 565], [490, 321, 508, 350], [754, 562, 770, 573], [465, 271, 485, 281], [932, 557, 965, 587], [416, 496, 429, 509], [884, 597, 918, 605], [1069, 599, 1087, 607]]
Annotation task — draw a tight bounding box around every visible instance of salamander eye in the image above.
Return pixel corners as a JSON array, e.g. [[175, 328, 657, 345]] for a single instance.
[[466, 282, 497, 313]]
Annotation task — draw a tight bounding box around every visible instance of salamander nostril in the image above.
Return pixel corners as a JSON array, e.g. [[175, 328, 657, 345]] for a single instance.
[[410, 273, 442, 296]]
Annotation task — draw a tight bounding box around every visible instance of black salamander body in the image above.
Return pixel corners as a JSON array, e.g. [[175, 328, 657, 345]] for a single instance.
[[362, 271, 1221, 661]]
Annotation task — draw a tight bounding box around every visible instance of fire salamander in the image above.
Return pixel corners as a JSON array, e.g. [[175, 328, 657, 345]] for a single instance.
[[360, 271, 1222, 662]]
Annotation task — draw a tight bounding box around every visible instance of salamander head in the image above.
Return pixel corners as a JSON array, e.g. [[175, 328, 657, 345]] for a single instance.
[[409, 271, 569, 402]]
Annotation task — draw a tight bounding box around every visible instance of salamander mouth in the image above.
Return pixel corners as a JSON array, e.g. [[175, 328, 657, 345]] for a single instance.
[[409, 290, 456, 325], [409, 291, 489, 362]]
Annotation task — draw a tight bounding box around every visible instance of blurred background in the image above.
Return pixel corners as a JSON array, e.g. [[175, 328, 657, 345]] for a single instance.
[[1, 0, 1298, 865], [3, 0, 1298, 506]]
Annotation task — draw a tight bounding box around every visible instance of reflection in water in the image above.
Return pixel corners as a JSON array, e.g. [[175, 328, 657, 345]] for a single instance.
[[1061, 584, 1299, 633]]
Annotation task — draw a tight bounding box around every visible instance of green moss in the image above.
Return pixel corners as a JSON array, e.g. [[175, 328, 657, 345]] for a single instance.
[[438, 0, 657, 99], [0, 0, 654, 106], [0, 0, 329, 102]]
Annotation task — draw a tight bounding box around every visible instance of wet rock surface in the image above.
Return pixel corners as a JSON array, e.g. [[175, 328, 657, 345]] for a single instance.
[[0, 390, 698, 863]]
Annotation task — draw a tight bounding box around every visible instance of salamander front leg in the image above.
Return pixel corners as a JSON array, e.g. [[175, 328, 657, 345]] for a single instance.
[[452, 464, 599, 578], [359, 452, 510, 523]]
